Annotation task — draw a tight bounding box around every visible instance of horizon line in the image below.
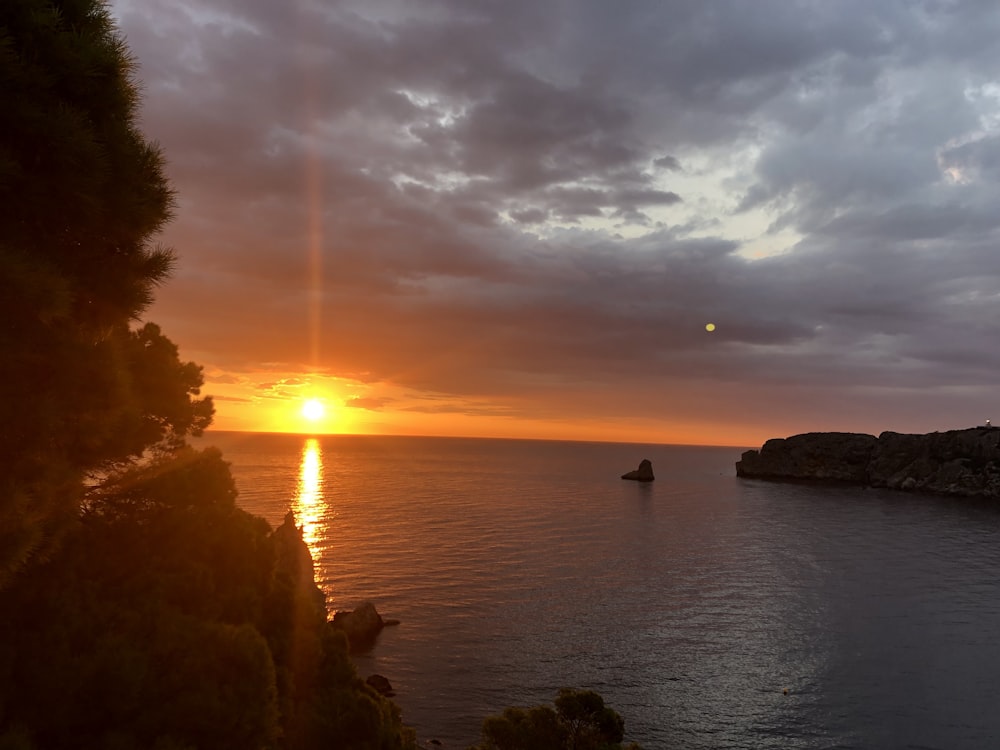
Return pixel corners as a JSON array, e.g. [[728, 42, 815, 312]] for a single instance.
[[196, 427, 753, 451]]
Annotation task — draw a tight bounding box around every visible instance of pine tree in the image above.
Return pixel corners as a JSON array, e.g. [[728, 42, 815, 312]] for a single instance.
[[0, 0, 211, 585]]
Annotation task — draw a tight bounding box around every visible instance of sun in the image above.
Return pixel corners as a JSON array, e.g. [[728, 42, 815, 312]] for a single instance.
[[301, 399, 325, 422]]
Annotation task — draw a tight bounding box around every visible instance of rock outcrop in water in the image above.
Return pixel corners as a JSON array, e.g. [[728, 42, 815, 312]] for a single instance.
[[736, 427, 1000, 498], [621, 459, 655, 482], [331, 601, 399, 652]]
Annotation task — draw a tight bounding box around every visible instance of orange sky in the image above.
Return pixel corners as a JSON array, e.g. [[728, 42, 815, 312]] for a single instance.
[[201, 367, 762, 447]]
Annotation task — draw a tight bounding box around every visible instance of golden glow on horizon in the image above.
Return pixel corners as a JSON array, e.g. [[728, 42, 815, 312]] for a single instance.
[[302, 398, 326, 421], [205, 387, 763, 445], [201, 370, 768, 446], [232, 390, 356, 435], [295, 438, 325, 563]]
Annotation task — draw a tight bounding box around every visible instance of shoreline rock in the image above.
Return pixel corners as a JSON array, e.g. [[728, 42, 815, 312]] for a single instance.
[[736, 427, 1000, 498], [330, 601, 397, 652]]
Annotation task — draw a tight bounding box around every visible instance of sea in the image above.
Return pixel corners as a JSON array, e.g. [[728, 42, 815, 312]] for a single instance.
[[198, 431, 1000, 749]]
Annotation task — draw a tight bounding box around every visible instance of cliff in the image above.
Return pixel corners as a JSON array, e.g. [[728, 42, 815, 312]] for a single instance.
[[736, 427, 1000, 498]]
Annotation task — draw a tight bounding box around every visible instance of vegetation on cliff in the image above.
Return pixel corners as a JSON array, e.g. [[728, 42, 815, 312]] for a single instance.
[[0, 447, 416, 749]]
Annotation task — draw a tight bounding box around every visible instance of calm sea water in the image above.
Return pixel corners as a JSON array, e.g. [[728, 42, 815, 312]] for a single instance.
[[199, 431, 1000, 749]]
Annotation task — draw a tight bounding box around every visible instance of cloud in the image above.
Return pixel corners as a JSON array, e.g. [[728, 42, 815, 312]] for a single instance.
[[112, 0, 1000, 441], [653, 156, 682, 171], [344, 396, 394, 411]]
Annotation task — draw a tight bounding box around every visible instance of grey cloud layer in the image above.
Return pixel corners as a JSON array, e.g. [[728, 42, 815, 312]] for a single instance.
[[118, 0, 1000, 434]]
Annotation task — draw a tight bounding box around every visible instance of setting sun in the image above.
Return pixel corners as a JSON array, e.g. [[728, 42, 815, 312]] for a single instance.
[[302, 399, 325, 421]]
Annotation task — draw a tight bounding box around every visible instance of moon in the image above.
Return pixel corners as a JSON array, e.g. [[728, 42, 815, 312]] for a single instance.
[[301, 399, 325, 421], [705, 323, 716, 332]]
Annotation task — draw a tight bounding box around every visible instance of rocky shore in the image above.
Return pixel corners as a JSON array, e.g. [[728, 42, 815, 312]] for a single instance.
[[331, 600, 400, 652], [736, 427, 1000, 498]]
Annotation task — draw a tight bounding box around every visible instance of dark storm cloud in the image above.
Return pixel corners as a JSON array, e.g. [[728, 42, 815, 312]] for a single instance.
[[114, 0, 1000, 437]]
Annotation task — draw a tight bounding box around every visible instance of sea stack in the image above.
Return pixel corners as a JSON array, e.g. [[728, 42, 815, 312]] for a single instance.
[[621, 459, 655, 482]]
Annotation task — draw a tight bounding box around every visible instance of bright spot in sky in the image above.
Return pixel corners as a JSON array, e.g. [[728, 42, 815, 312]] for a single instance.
[[705, 323, 716, 332], [302, 399, 325, 421]]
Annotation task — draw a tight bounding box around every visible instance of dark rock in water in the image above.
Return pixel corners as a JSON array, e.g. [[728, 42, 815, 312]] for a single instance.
[[621, 459, 655, 482], [366, 674, 395, 697], [331, 601, 387, 652], [736, 427, 1000, 499]]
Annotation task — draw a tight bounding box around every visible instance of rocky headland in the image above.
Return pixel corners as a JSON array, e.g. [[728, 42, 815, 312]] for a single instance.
[[736, 427, 1000, 498]]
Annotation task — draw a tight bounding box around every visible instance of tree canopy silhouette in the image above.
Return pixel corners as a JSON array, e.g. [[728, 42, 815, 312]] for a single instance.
[[0, 0, 211, 584], [471, 688, 643, 750]]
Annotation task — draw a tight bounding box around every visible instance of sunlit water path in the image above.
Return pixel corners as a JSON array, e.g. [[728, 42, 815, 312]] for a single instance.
[[201, 432, 1000, 749]]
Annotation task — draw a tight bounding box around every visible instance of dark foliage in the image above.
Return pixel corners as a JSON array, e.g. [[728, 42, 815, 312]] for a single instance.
[[470, 688, 642, 750], [0, 0, 174, 327], [0, 449, 417, 749], [0, 0, 211, 585]]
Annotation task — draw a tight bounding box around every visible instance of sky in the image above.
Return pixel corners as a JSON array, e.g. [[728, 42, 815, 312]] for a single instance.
[[110, 0, 1000, 447]]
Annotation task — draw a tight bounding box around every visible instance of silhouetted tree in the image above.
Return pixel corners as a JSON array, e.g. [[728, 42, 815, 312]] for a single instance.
[[0, 0, 210, 585], [470, 689, 642, 750], [0, 0, 174, 324]]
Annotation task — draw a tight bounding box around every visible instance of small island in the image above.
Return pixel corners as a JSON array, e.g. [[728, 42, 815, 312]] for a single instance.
[[736, 427, 1000, 499], [621, 459, 655, 482]]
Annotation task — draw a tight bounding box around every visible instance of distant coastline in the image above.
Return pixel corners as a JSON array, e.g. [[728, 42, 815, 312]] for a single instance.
[[736, 427, 1000, 499]]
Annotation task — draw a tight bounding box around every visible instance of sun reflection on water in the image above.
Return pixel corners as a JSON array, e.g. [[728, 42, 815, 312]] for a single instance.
[[295, 438, 325, 563]]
